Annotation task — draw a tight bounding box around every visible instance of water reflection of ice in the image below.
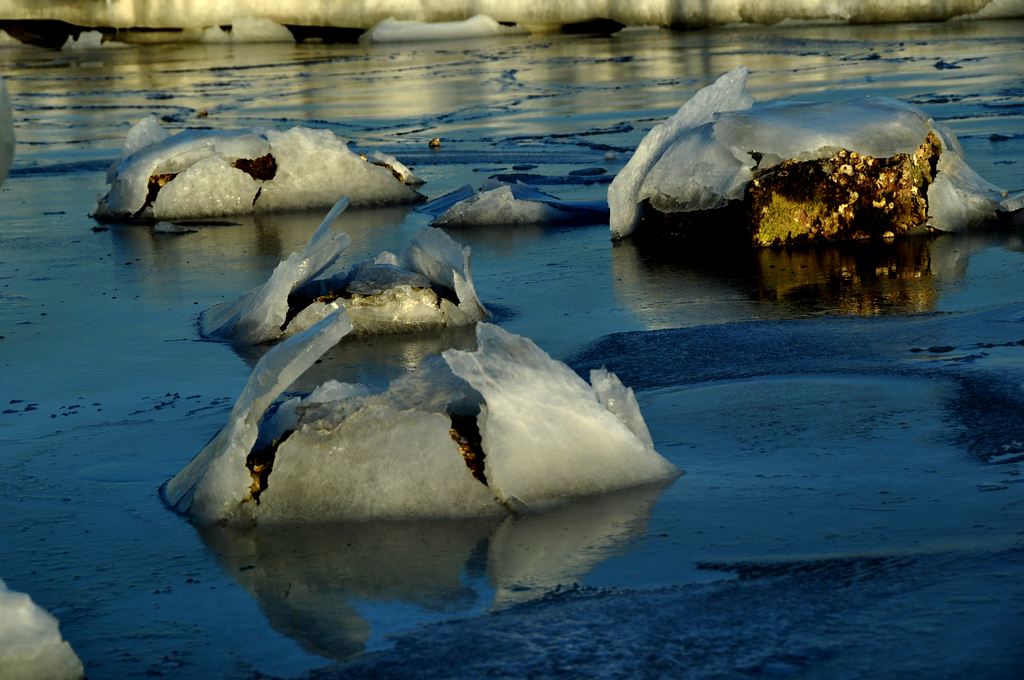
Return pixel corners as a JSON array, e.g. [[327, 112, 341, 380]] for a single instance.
[[609, 232, 1011, 329], [198, 482, 667, 661]]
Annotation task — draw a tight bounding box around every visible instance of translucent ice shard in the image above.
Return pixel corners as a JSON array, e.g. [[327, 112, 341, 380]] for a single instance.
[[163, 310, 355, 523], [204, 205, 488, 344], [93, 119, 422, 222], [611, 68, 1013, 242], [424, 183, 609, 227], [0, 578, 84, 680], [608, 67, 754, 239], [202, 197, 353, 345], [444, 325, 679, 510], [165, 319, 677, 525]]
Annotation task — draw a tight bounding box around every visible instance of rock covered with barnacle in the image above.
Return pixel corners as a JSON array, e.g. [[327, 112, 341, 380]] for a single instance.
[[609, 67, 1015, 244], [162, 314, 679, 525], [92, 116, 423, 222]]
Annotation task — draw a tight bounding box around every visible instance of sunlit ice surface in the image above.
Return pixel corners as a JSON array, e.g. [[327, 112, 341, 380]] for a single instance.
[[1, 20, 1023, 678]]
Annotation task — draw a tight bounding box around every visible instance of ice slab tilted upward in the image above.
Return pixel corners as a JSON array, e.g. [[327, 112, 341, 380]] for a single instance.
[[164, 318, 678, 525], [609, 67, 1011, 238], [93, 117, 422, 222], [422, 183, 610, 227], [0, 1, 1021, 31], [201, 197, 353, 345], [0, 578, 84, 680], [203, 202, 488, 344]]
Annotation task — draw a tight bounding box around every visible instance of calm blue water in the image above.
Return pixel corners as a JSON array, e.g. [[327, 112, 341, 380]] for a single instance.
[[1, 21, 1023, 678]]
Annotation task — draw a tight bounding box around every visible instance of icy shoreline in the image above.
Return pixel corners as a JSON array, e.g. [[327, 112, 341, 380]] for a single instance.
[[0, 0, 1022, 34]]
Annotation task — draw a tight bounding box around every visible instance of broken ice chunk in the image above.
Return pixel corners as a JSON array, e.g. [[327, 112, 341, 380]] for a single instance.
[[444, 325, 678, 511], [202, 196, 353, 345], [204, 202, 488, 344], [367, 150, 425, 186], [93, 119, 422, 222], [611, 67, 1014, 243], [164, 319, 678, 525], [362, 15, 527, 44], [0, 578, 84, 680], [608, 67, 754, 239], [423, 183, 610, 227], [199, 17, 295, 43], [344, 263, 431, 295], [164, 310, 355, 522]]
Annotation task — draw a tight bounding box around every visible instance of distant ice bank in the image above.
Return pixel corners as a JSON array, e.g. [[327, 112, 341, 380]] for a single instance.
[[0, 0, 1020, 34], [164, 312, 678, 525], [93, 117, 422, 222]]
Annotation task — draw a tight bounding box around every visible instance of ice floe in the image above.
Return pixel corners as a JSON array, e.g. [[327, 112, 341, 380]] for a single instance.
[[92, 117, 422, 222], [610, 67, 1015, 242], [202, 198, 487, 344], [363, 15, 526, 43], [164, 315, 678, 525], [421, 183, 610, 227], [0, 579, 84, 680], [0, 1, 1021, 32]]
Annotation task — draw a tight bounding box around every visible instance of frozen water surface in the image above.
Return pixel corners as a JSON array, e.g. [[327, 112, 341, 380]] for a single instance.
[[1, 20, 1024, 678]]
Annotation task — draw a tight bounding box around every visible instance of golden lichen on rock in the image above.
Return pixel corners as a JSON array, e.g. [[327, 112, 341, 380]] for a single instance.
[[745, 131, 942, 246]]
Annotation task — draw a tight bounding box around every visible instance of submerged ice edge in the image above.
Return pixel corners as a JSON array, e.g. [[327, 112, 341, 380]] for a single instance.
[[0, 0, 1021, 32]]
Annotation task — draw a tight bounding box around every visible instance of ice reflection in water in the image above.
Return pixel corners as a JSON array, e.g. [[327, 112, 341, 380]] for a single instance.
[[198, 482, 669, 661], [609, 232, 1016, 329]]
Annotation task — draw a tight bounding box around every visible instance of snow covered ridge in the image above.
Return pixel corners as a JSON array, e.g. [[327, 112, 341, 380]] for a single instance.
[[201, 198, 488, 344], [92, 117, 423, 222], [0, 579, 84, 680], [609, 67, 1019, 243], [0, 0, 1021, 34], [163, 313, 679, 525]]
